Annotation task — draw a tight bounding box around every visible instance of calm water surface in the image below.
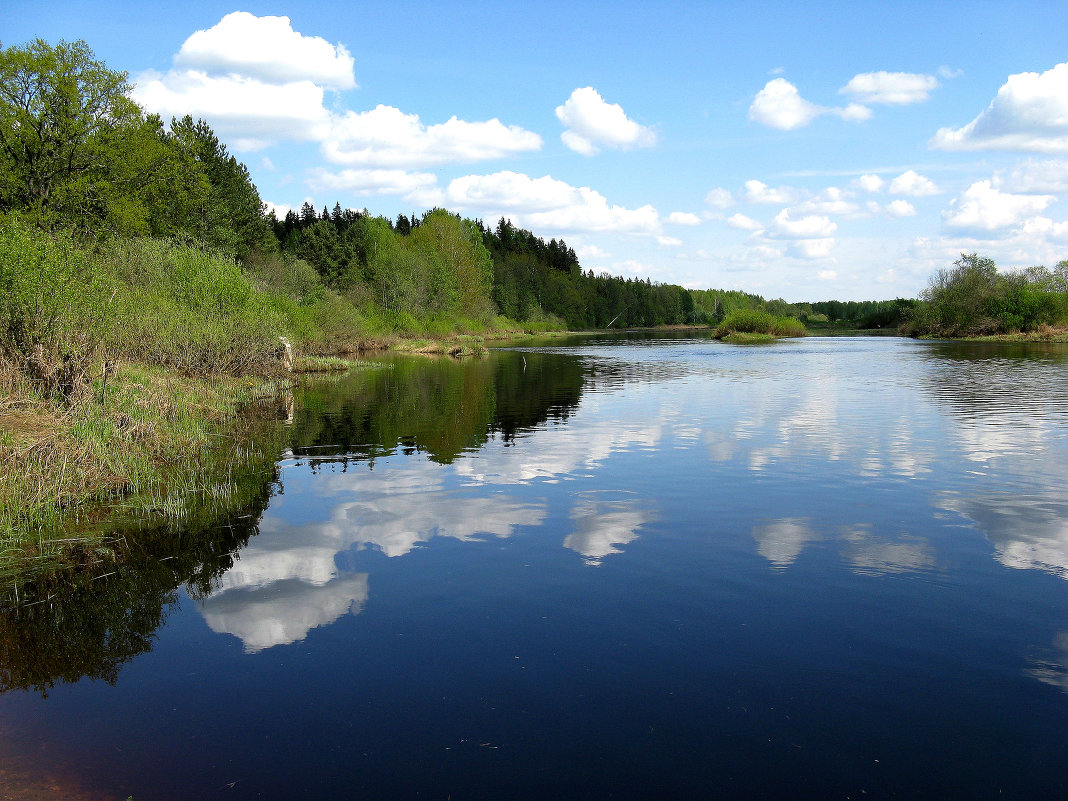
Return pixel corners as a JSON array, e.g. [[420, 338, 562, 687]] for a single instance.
[[3, 333, 1068, 800]]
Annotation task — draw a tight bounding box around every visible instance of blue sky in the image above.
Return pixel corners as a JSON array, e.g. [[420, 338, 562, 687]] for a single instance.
[[7, 0, 1068, 300]]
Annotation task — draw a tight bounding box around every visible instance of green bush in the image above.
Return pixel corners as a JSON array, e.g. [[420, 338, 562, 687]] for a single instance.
[[101, 238, 285, 375], [0, 215, 114, 398], [906, 254, 1068, 336]]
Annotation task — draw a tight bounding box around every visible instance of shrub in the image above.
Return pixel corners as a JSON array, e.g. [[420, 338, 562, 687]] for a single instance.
[[907, 253, 1068, 337], [0, 215, 114, 399], [100, 238, 286, 375]]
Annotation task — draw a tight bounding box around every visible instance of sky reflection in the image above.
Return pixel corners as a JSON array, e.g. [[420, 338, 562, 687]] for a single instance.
[[565, 492, 654, 566], [195, 338, 1068, 654]]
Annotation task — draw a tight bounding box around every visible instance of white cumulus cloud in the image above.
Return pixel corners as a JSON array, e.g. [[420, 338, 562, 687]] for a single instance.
[[931, 62, 1068, 153], [742, 179, 800, 205], [556, 87, 657, 155], [749, 78, 818, 129], [322, 105, 542, 168], [889, 170, 940, 196], [840, 71, 938, 105], [136, 12, 543, 165], [727, 213, 764, 231], [749, 78, 871, 130], [769, 209, 837, 239], [853, 173, 886, 193], [133, 70, 330, 150], [174, 11, 357, 90], [442, 171, 661, 235], [667, 211, 701, 226], [942, 180, 1056, 232], [885, 199, 917, 217]]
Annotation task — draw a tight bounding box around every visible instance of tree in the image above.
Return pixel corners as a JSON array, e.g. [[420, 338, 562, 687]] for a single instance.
[[167, 115, 268, 258], [0, 38, 144, 227]]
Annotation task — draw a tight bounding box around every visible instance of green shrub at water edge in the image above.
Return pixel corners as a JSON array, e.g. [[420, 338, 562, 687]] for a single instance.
[[101, 237, 286, 375]]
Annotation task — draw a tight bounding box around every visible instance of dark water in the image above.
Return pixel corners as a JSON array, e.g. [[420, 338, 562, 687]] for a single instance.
[[3, 333, 1068, 800]]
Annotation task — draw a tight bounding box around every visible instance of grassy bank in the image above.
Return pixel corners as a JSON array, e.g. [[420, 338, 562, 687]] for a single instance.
[[915, 325, 1068, 343], [0, 360, 287, 571], [0, 214, 567, 574]]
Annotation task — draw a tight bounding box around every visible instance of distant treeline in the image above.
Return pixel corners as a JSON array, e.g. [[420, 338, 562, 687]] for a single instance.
[[271, 204, 704, 330], [273, 203, 924, 332]]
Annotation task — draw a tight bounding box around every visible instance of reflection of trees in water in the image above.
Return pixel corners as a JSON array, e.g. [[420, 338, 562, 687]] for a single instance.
[[918, 343, 1068, 582], [0, 421, 284, 696], [917, 341, 1068, 423], [289, 351, 584, 466]]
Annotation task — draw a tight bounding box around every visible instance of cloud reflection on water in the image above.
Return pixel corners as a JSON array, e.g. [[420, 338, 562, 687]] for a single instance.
[[752, 518, 934, 575], [940, 493, 1068, 579], [565, 493, 654, 565], [197, 458, 546, 651], [199, 573, 369, 654], [1027, 632, 1068, 693], [198, 339, 1068, 655], [752, 518, 820, 569]]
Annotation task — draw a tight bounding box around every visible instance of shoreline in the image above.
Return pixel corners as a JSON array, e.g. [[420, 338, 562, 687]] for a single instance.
[[0, 328, 564, 581]]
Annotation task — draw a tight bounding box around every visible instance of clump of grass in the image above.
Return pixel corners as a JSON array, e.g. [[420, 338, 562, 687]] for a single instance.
[[294, 355, 358, 373], [393, 334, 487, 357], [0, 361, 284, 552], [713, 309, 806, 339]]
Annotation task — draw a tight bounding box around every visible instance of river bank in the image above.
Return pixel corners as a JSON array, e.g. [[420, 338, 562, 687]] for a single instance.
[[0, 361, 293, 582], [918, 325, 1068, 343], [0, 326, 569, 585]]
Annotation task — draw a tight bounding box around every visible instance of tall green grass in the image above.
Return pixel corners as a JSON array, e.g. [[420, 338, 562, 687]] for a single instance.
[[713, 308, 807, 339], [102, 238, 288, 375]]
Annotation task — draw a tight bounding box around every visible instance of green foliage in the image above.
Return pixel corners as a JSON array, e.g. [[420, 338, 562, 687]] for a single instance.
[[906, 253, 1068, 337], [0, 214, 113, 397], [0, 39, 143, 230], [713, 308, 806, 339], [0, 40, 269, 252], [101, 238, 285, 375], [166, 115, 269, 258]]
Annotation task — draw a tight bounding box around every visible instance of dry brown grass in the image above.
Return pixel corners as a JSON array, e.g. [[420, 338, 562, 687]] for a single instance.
[[0, 360, 285, 551]]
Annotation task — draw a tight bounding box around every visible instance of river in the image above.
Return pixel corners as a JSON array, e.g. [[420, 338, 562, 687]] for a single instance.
[[2, 332, 1068, 799]]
